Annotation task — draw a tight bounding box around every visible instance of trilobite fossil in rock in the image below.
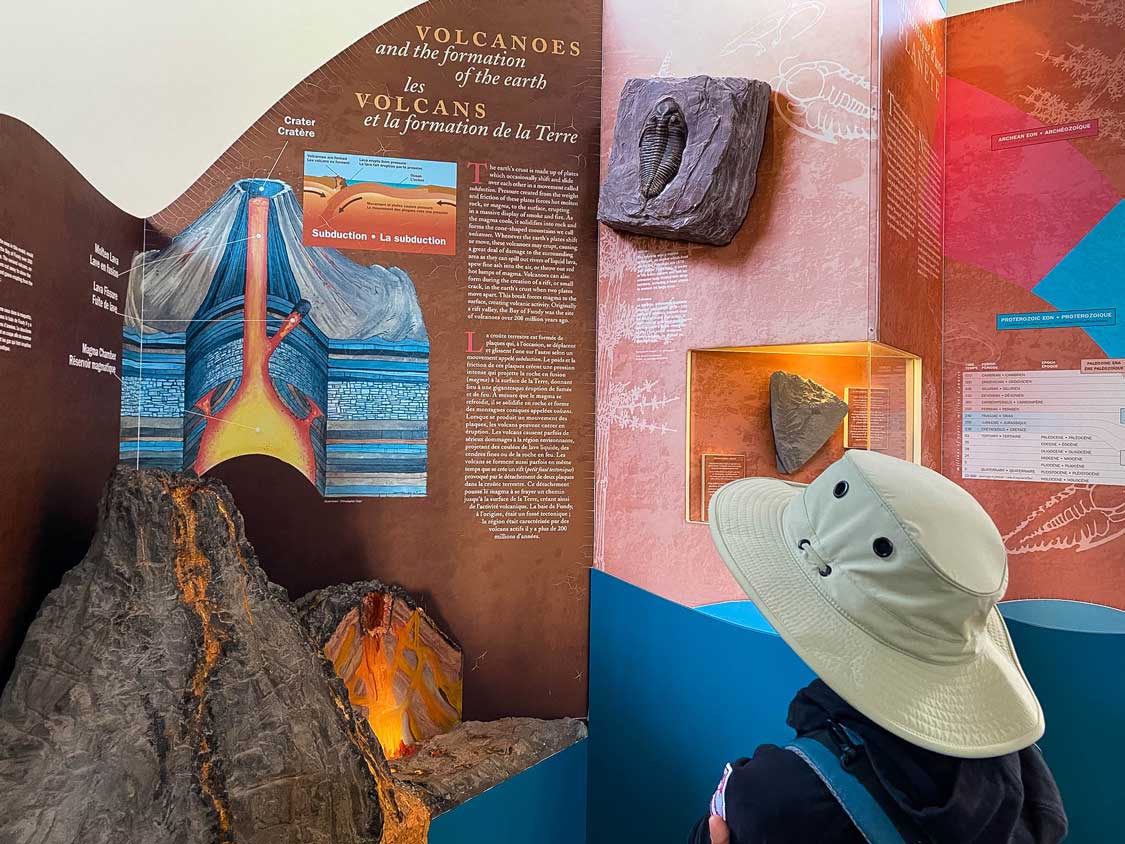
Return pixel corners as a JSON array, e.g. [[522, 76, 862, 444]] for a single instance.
[[638, 97, 687, 199]]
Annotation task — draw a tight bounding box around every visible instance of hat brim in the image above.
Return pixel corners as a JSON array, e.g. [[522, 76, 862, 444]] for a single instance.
[[709, 477, 1044, 759]]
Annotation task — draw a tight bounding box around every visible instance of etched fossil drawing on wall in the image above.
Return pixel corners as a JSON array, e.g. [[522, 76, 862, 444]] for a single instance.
[[639, 97, 688, 199], [598, 76, 771, 245], [720, 0, 826, 58], [771, 58, 874, 144], [593, 233, 682, 569], [1004, 484, 1125, 555]]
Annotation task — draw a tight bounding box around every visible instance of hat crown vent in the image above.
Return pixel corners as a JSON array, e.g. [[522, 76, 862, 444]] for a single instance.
[[785, 450, 1008, 662]]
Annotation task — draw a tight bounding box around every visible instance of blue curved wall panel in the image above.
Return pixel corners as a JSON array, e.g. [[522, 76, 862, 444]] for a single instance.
[[587, 571, 1124, 844]]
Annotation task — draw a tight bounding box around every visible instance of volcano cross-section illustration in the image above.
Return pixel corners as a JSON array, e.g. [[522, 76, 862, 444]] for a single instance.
[[120, 179, 429, 497]]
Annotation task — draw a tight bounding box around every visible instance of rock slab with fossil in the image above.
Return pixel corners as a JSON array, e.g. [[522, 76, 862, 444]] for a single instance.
[[770, 371, 849, 474], [598, 75, 771, 245]]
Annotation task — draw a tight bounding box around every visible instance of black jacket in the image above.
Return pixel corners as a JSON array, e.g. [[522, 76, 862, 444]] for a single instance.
[[690, 681, 1068, 844]]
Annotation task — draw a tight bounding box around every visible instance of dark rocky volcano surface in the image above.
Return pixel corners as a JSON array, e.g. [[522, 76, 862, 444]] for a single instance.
[[0, 467, 426, 844]]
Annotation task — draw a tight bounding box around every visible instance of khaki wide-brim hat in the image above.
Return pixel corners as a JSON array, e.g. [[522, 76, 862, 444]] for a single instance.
[[709, 450, 1044, 759]]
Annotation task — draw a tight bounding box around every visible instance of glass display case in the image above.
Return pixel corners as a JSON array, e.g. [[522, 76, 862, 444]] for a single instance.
[[687, 341, 921, 522]]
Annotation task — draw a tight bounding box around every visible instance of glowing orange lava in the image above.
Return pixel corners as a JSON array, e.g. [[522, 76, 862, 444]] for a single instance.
[[325, 592, 463, 760], [168, 482, 233, 842], [194, 197, 322, 482]]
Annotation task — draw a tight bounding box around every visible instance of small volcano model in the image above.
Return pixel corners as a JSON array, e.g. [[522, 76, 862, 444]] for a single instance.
[[0, 468, 428, 844], [299, 582, 463, 760], [770, 370, 849, 474]]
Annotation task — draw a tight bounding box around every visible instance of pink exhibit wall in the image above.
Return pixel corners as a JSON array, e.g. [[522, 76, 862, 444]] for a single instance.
[[596, 0, 883, 604], [876, 0, 947, 470], [597, 0, 1125, 612], [942, 0, 1125, 608]]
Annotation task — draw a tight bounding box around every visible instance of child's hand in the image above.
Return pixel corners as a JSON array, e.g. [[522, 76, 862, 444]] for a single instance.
[[708, 816, 730, 844]]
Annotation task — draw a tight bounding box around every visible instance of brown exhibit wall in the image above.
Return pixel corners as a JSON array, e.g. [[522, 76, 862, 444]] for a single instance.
[[0, 116, 142, 681], [140, 3, 607, 724], [0, 0, 602, 720], [138, 1, 602, 719], [942, 0, 1125, 607], [596, 0, 880, 605], [876, 0, 945, 469]]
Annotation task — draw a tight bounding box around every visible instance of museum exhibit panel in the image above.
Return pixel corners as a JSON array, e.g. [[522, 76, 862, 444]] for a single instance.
[[0, 0, 1122, 842], [686, 342, 921, 522]]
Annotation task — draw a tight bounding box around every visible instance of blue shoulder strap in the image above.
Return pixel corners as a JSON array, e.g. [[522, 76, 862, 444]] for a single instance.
[[786, 736, 907, 844]]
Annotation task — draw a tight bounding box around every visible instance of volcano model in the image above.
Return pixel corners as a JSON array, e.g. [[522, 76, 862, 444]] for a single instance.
[[0, 467, 430, 843], [0, 468, 586, 841], [120, 179, 429, 497]]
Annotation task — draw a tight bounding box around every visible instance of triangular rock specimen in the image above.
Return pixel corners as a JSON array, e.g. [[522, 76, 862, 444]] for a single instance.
[[0, 467, 427, 844], [770, 371, 849, 474], [298, 582, 463, 760]]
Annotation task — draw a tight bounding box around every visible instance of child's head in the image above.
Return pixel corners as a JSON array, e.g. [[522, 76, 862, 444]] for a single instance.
[[709, 450, 1043, 758]]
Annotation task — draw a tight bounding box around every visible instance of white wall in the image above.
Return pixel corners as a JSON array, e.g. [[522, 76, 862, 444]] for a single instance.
[[946, 0, 1023, 16], [0, 0, 421, 217], [0, 0, 1031, 214]]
